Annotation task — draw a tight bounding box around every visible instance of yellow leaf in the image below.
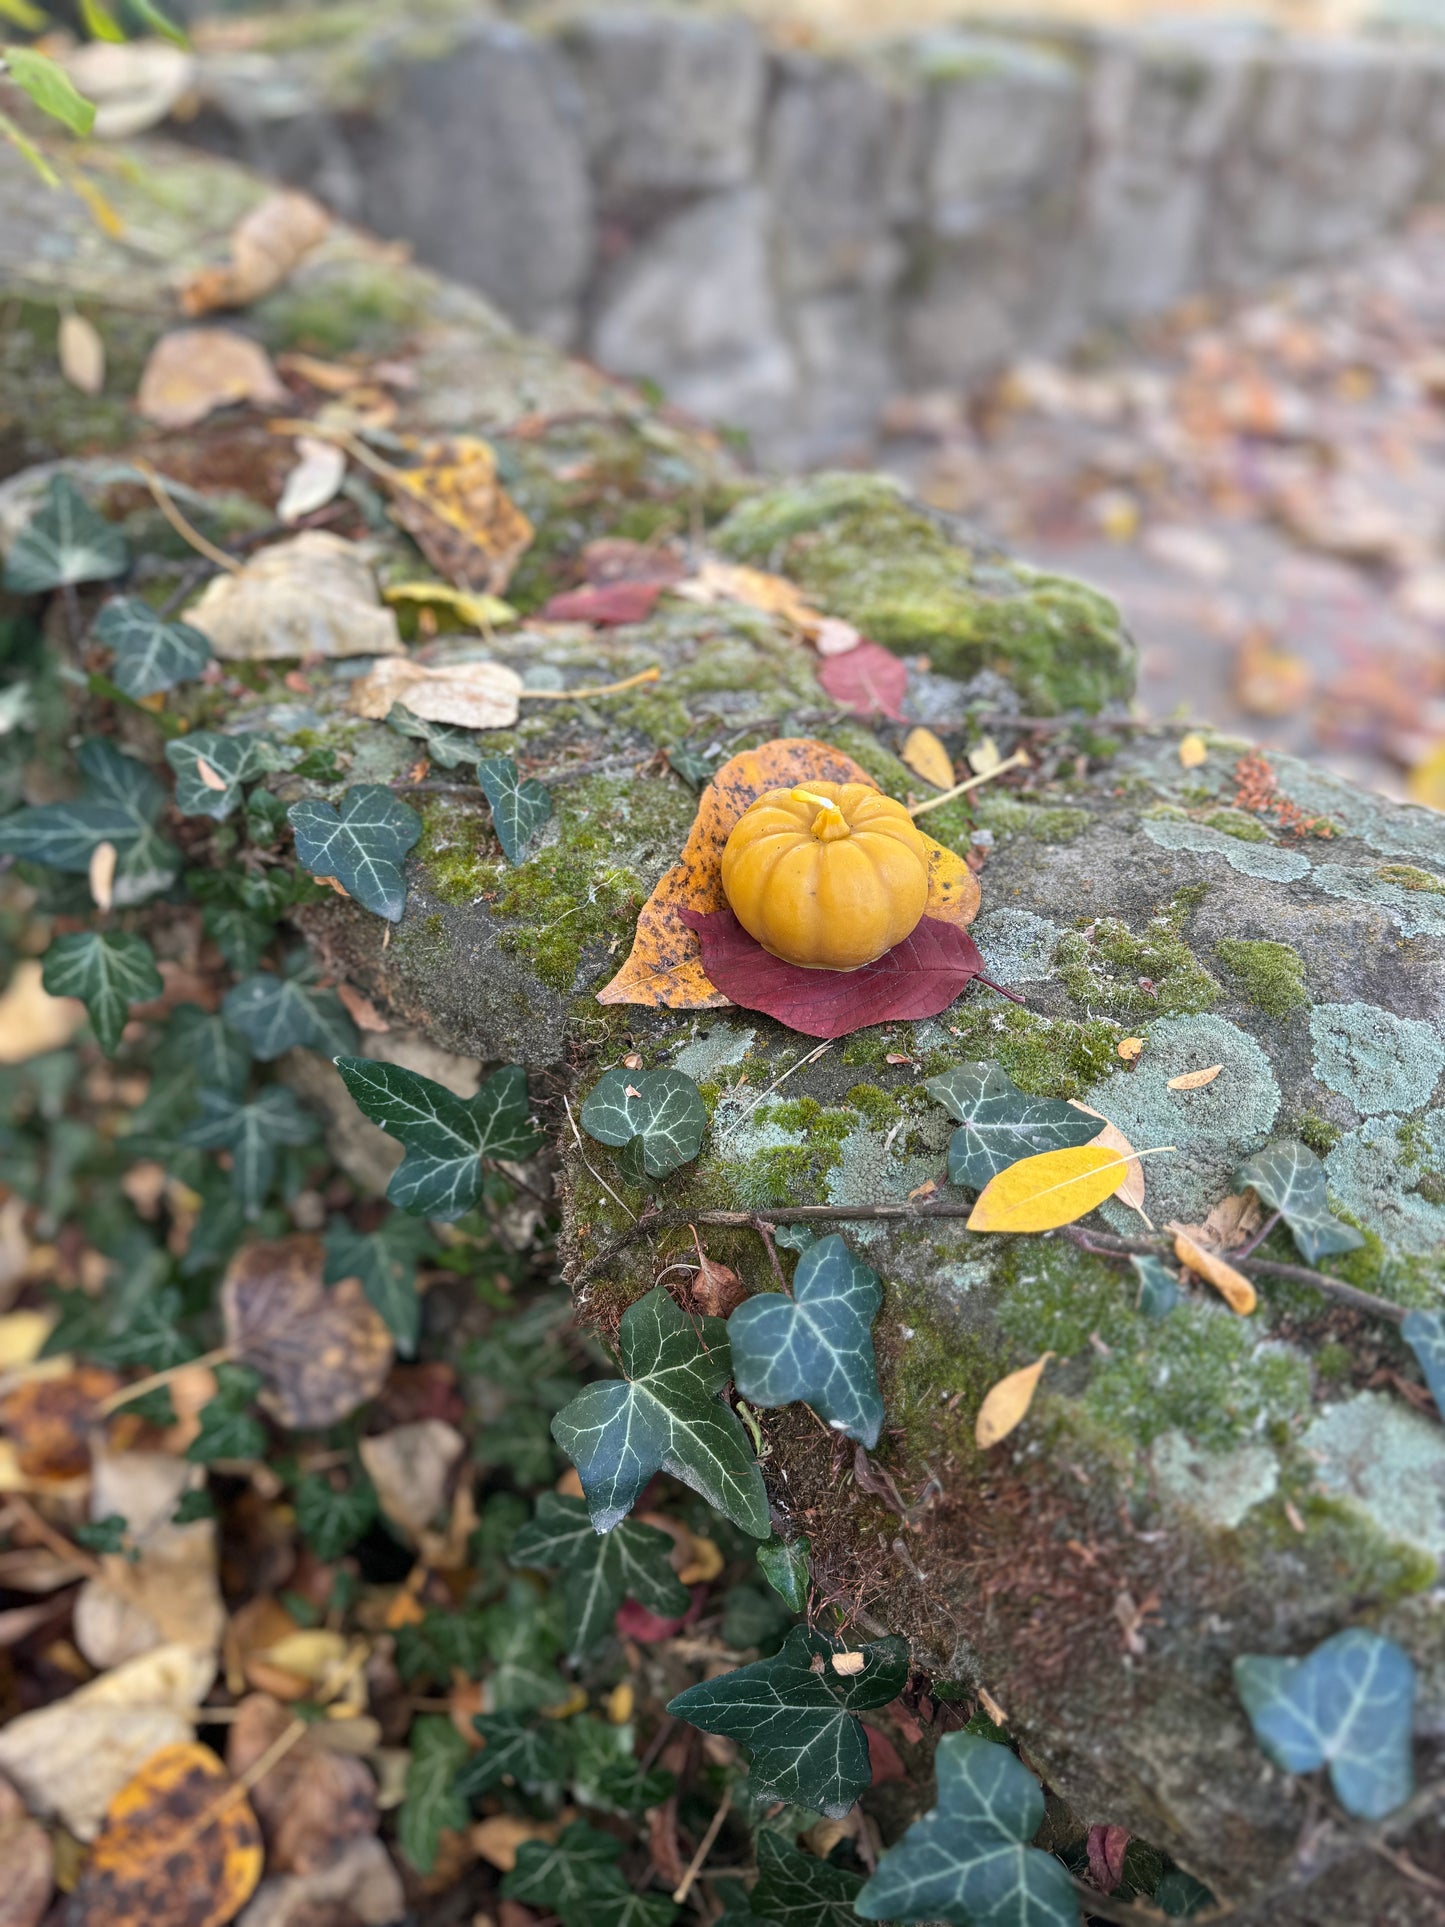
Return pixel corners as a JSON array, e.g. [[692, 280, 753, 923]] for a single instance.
[[675, 559, 822, 634], [901, 726, 954, 790], [1067, 1101, 1148, 1224], [65, 169, 125, 240], [88, 839, 116, 912], [967, 736, 1002, 778], [1117, 1036, 1144, 1062], [1170, 1226, 1257, 1315], [541, 1683, 588, 1720], [59, 313, 105, 396], [256, 1628, 352, 1686], [975, 1353, 1053, 1448], [382, 580, 517, 631], [606, 1681, 634, 1724], [1166, 1064, 1222, 1090], [1177, 732, 1208, 769], [1407, 741, 1445, 812], [967, 1143, 1133, 1233], [180, 190, 330, 316]]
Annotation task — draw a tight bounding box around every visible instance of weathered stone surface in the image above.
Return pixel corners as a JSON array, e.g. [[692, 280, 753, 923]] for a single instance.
[[5, 134, 1445, 1923]]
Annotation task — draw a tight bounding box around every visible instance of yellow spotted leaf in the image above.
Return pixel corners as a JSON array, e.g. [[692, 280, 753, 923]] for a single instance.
[[381, 436, 533, 595], [967, 1143, 1132, 1233], [975, 1353, 1054, 1449], [1170, 1227, 1257, 1315], [901, 726, 954, 790], [383, 580, 517, 631], [70, 1741, 263, 1927]]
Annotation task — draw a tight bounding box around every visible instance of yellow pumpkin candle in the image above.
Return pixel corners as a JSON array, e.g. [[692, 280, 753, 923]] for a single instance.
[[720, 782, 930, 970]]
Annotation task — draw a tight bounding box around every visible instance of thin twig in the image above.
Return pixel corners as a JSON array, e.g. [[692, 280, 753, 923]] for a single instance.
[[5, 1496, 102, 1580], [673, 1791, 732, 1904], [751, 1215, 789, 1293], [1062, 1226, 1405, 1325], [521, 666, 662, 701], [716, 1042, 831, 1142], [133, 460, 244, 574], [1233, 1210, 1281, 1261], [95, 1345, 234, 1417], [564, 1094, 635, 1224], [907, 749, 1031, 818]]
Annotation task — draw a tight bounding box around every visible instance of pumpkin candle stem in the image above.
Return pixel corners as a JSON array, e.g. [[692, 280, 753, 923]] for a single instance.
[[789, 787, 851, 841]]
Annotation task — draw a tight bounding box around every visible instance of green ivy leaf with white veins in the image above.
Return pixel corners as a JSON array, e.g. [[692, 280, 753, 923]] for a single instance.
[[580, 1066, 708, 1179], [1234, 1628, 1415, 1822], [222, 954, 357, 1061], [455, 1715, 570, 1801], [510, 1491, 689, 1661], [3, 475, 126, 592], [293, 1471, 377, 1563], [552, 1287, 768, 1537], [476, 754, 552, 864], [926, 1062, 1101, 1190], [180, 1085, 317, 1216], [334, 1058, 541, 1221], [752, 1830, 866, 1927], [386, 704, 479, 769], [288, 784, 422, 921], [854, 1730, 1078, 1925], [95, 598, 211, 700], [1402, 1310, 1445, 1416], [756, 1533, 811, 1613], [0, 737, 179, 903], [727, 1233, 884, 1447], [667, 1626, 909, 1817], [324, 1212, 434, 1355], [41, 930, 162, 1056], [1235, 1138, 1364, 1265], [398, 1716, 469, 1876], [166, 731, 294, 820]]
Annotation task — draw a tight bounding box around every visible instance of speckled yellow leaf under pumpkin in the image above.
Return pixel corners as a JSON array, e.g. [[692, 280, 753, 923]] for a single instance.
[[966, 1142, 1132, 1233]]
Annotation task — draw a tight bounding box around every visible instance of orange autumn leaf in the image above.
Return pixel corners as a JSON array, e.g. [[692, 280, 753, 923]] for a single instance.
[[1170, 1226, 1258, 1315], [901, 726, 954, 790], [597, 738, 980, 1009], [675, 559, 823, 635], [70, 1742, 263, 1927], [975, 1353, 1054, 1448]]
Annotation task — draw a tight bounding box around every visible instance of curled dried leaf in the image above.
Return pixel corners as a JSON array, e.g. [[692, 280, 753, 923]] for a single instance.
[[1117, 1037, 1144, 1062], [1166, 1064, 1223, 1090], [976, 1353, 1053, 1449], [1170, 1225, 1257, 1315]]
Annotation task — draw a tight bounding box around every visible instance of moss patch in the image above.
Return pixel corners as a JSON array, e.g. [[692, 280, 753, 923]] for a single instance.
[[1053, 888, 1218, 1021], [972, 795, 1091, 844], [1214, 937, 1308, 1020], [1203, 809, 1270, 844]]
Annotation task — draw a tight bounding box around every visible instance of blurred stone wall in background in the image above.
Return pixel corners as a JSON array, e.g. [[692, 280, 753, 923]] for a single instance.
[[175, 5, 1445, 463]]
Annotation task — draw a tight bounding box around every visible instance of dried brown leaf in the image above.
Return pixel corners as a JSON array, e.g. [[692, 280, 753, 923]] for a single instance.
[[381, 436, 533, 595], [185, 532, 403, 662], [1166, 1064, 1223, 1090], [59, 313, 105, 397], [227, 1693, 378, 1876], [221, 1235, 393, 1430], [1170, 1225, 1257, 1315], [347, 655, 522, 729], [358, 1418, 464, 1541], [73, 1448, 223, 1670], [136, 328, 287, 430], [180, 191, 330, 316]]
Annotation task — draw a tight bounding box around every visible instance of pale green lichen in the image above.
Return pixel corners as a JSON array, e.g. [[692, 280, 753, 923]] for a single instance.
[[1324, 1114, 1445, 1261], [971, 909, 1065, 986], [1310, 863, 1445, 939], [1141, 816, 1312, 881], [1151, 1431, 1279, 1530], [1202, 809, 1271, 844], [1300, 1393, 1445, 1562], [1214, 938, 1308, 1020], [1309, 1002, 1445, 1116]]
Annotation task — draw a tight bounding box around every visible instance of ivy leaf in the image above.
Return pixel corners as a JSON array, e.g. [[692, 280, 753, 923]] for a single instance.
[[131, 1004, 251, 1139], [476, 754, 552, 864], [41, 931, 162, 1056], [324, 1212, 433, 1355], [288, 784, 422, 921], [1154, 1871, 1214, 1918], [395, 1609, 491, 1684], [2, 48, 97, 138], [0, 737, 179, 903], [95, 598, 211, 699], [187, 1365, 267, 1463], [480, 1582, 567, 1713], [1402, 1310, 1445, 1415], [180, 1085, 317, 1215], [1132, 1254, 1180, 1318], [855, 1730, 1078, 1925], [580, 1066, 708, 1179], [503, 1821, 678, 1927], [926, 1062, 1101, 1189], [333, 1057, 540, 1221], [551, 1287, 768, 1537], [222, 956, 357, 1061], [166, 731, 292, 821], [398, 1716, 469, 1876], [752, 1830, 866, 1927], [293, 1470, 378, 1563], [668, 744, 721, 790], [667, 1626, 909, 1817], [569, 1717, 676, 1815], [386, 703, 478, 769], [727, 1233, 884, 1447], [510, 1491, 690, 1662], [202, 902, 275, 975], [756, 1533, 812, 1613], [3, 475, 124, 591], [1235, 1139, 1364, 1265], [455, 1715, 570, 1800], [1234, 1628, 1415, 1820]]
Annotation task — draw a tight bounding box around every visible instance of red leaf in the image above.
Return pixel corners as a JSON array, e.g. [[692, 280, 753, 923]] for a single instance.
[[615, 1585, 706, 1643], [816, 640, 908, 719], [1086, 1824, 1131, 1894], [541, 581, 664, 625], [679, 907, 988, 1039], [864, 1723, 906, 1786]]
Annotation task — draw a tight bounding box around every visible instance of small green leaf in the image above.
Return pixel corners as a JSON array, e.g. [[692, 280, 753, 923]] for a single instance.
[[171, 1488, 215, 1525], [503, 1821, 677, 1927], [333, 1057, 540, 1221], [480, 1581, 567, 1713], [398, 1716, 469, 1875], [667, 1626, 909, 1817], [222, 957, 356, 1061], [580, 1066, 707, 1179], [187, 1378, 266, 1462], [1402, 1309, 1445, 1415], [123, 0, 188, 45], [288, 785, 422, 921], [752, 1830, 865, 1927], [324, 1212, 432, 1354], [511, 1491, 689, 1662], [95, 599, 211, 700], [926, 1062, 1100, 1189], [476, 755, 552, 864], [1234, 1628, 1415, 1820], [75, 1513, 128, 1555], [552, 1287, 768, 1538], [293, 1471, 377, 1563], [1154, 1871, 1215, 1918], [41, 930, 162, 1055], [180, 1085, 317, 1216], [386, 703, 478, 769], [855, 1731, 1077, 1925], [0, 737, 179, 903], [568, 1717, 674, 1815], [202, 904, 275, 975], [455, 1715, 570, 1800], [85, 1285, 194, 1372], [0, 50, 97, 140], [166, 731, 292, 821], [773, 1223, 816, 1255], [1235, 1139, 1363, 1265], [1131, 1254, 1179, 1318], [79, 0, 126, 42], [395, 1609, 491, 1684], [727, 1233, 883, 1447], [756, 1533, 811, 1613], [667, 744, 720, 790]]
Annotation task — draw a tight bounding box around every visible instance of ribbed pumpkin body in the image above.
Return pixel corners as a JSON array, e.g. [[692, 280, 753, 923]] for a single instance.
[[720, 781, 930, 970]]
